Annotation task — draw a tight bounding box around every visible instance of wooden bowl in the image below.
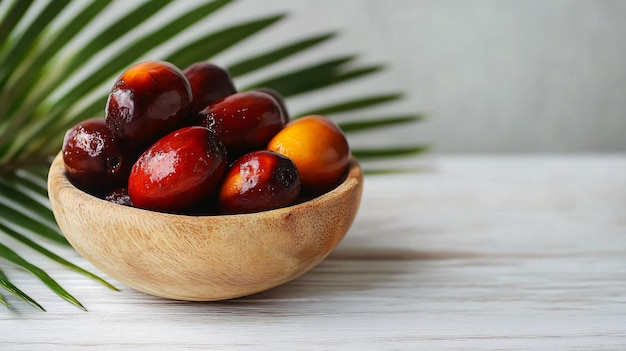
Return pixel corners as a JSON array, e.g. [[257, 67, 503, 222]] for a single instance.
[[47, 152, 363, 301]]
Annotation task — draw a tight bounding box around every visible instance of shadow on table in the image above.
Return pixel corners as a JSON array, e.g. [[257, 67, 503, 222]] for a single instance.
[[206, 216, 449, 305]]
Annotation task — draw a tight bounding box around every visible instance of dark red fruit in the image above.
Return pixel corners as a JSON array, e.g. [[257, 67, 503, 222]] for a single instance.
[[183, 62, 236, 114], [128, 126, 227, 213], [105, 61, 192, 150], [255, 88, 289, 124], [105, 187, 133, 207], [62, 118, 132, 192], [218, 150, 301, 214], [197, 91, 285, 158]]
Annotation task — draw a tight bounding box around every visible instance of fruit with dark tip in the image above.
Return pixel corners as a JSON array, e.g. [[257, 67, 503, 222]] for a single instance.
[[197, 91, 285, 158], [267, 115, 350, 193], [255, 88, 289, 124], [106, 61, 192, 150], [183, 62, 236, 114], [128, 126, 227, 213], [218, 150, 301, 214], [62, 118, 132, 192]]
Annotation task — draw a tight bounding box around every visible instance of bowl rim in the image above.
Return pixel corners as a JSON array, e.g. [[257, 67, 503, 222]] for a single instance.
[[48, 151, 363, 221]]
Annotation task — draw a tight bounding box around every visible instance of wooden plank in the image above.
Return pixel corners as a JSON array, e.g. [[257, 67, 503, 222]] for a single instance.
[[1, 156, 625, 350]]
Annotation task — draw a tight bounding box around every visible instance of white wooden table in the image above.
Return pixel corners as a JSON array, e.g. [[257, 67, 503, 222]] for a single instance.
[[2, 155, 625, 350]]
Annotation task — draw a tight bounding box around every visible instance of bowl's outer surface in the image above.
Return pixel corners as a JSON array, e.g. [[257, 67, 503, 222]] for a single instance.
[[48, 152, 363, 301]]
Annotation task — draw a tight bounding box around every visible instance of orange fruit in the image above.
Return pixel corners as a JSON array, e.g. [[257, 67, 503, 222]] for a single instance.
[[267, 115, 350, 193]]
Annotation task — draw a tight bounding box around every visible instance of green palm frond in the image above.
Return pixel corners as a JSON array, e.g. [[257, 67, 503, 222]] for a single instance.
[[0, 0, 425, 310], [0, 266, 45, 311]]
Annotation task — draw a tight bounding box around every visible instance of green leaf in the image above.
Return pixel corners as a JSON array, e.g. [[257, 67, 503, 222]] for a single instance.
[[338, 114, 425, 133], [166, 13, 286, 69], [0, 0, 113, 145], [0, 241, 85, 311], [243, 52, 385, 98], [242, 55, 355, 97], [0, 266, 45, 311], [0, 222, 118, 291], [0, 0, 70, 89], [228, 32, 336, 77], [0, 181, 57, 227], [352, 145, 429, 159], [21, 165, 50, 180], [0, 202, 68, 246], [0, 289, 9, 310], [0, 0, 33, 50], [297, 93, 403, 117], [35, 0, 171, 98], [3, 168, 49, 199], [0, 292, 9, 310]]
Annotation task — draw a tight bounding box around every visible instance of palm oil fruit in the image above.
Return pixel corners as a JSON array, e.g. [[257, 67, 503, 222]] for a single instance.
[[255, 88, 289, 124], [197, 91, 285, 158], [183, 62, 237, 114], [105, 61, 192, 150], [128, 126, 227, 213], [218, 150, 301, 214], [62, 118, 132, 193], [267, 115, 350, 193], [62, 60, 353, 215]]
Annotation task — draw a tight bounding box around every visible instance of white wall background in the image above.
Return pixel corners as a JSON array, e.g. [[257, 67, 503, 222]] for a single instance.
[[39, 0, 626, 154], [207, 0, 626, 153]]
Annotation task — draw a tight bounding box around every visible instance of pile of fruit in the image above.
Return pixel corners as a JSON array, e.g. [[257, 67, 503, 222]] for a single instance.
[[61, 61, 351, 215]]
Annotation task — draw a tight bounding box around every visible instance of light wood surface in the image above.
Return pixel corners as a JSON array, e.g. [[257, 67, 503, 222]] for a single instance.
[[2, 155, 625, 350]]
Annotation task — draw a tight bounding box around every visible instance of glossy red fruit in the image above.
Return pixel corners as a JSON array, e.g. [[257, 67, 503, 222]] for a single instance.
[[218, 150, 301, 214], [62, 118, 132, 192], [197, 91, 285, 158], [183, 62, 236, 114], [106, 61, 192, 150], [128, 126, 227, 213], [255, 88, 289, 124]]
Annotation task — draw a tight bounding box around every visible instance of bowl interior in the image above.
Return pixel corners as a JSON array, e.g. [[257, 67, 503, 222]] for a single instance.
[[47, 152, 363, 301]]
